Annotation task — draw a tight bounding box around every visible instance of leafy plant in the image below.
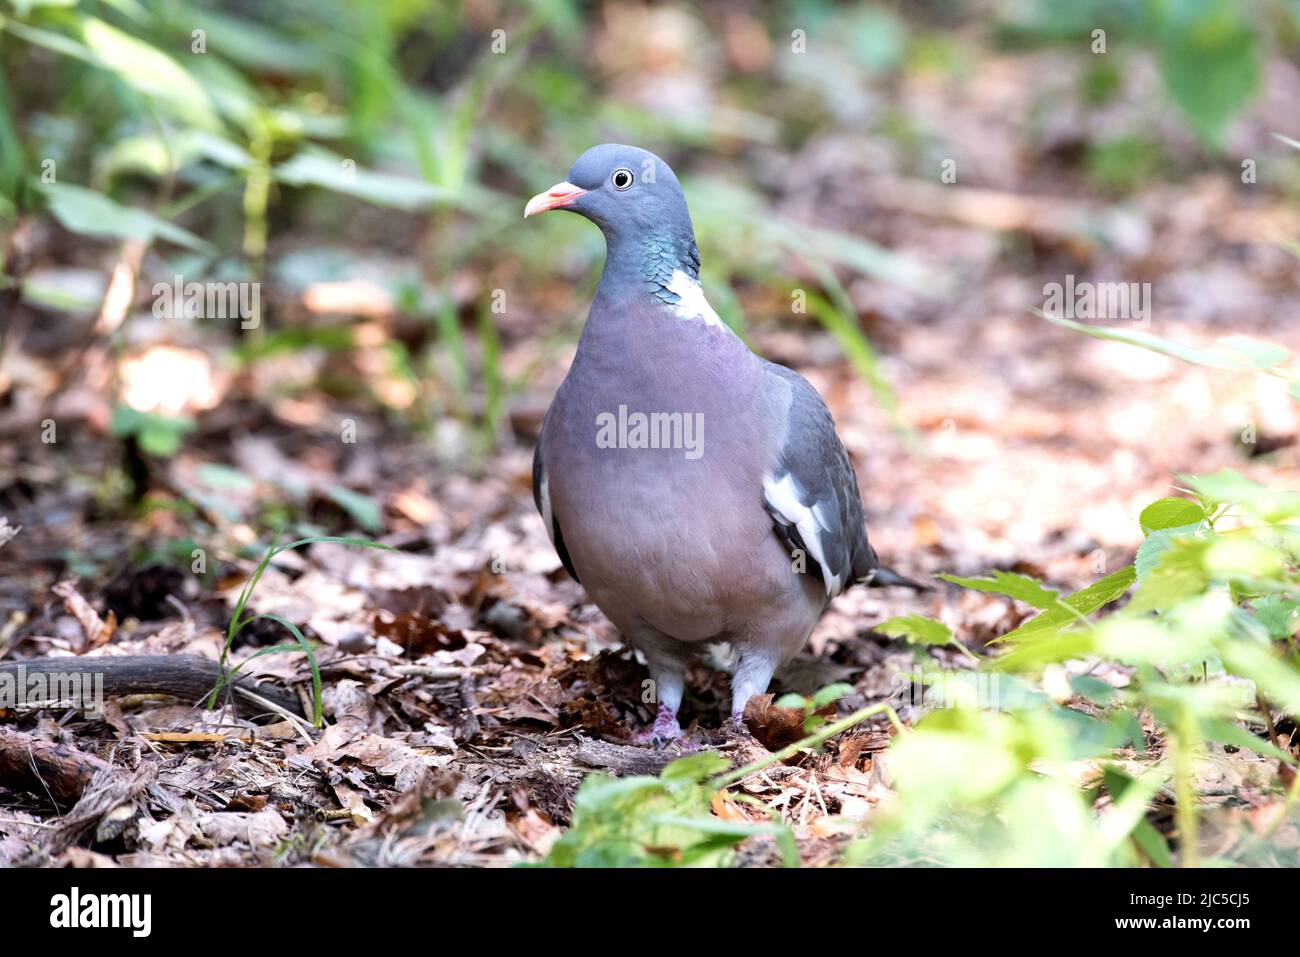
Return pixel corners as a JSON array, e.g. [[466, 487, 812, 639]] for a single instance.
[[1001, 0, 1269, 149], [543, 699, 903, 867], [854, 305, 1300, 866], [539, 750, 797, 868]]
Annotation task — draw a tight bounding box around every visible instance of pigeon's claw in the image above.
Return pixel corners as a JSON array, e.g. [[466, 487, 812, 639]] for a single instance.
[[721, 714, 751, 739], [634, 704, 685, 748]]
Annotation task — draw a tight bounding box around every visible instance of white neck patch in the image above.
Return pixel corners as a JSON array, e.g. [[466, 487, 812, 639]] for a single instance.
[[666, 269, 727, 330]]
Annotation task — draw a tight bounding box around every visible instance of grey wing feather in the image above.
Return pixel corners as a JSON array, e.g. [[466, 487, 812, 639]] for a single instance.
[[760, 362, 878, 597], [532, 439, 581, 583]]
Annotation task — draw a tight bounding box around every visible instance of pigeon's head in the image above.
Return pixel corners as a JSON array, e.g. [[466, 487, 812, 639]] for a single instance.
[[524, 144, 693, 243]]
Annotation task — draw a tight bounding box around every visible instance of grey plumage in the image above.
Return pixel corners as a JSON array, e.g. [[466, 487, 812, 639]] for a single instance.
[[527, 144, 914, 743]]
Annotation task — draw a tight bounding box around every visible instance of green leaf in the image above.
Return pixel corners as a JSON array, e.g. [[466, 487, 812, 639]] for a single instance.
[[37, 182, 215, 253], [875, 614, 952, 646], [95, 130, 254, 183], [770, 219, 946, 295], [661, 751, 729, 782], [0, 56, 22, 203], [997, 566, 1136, 644], [109, 405, 195, 457], [0, 16, 99, 64], [137, 416, 193, 456], [80, 17, 221, 132], [1070, 674, 1119, 707], [1128, 539, 1210, 614], [1184, 469, 1300, 522], [8, 0, 80, 14], [274, 149, 454, 211], [325, 486, 384, 534], [1217, 640, 1300, 714], [195, 463, 257, 492], [800, 265, 909, 435], [154, 4, 319, 76], [1135, 524, 1201, 582], [1203, 537, 1285, 581], [1139, 497, 1206, 535], [1251, 596, 1300, 641], [938, 571, 1059, 610], [1096, 618, 1214, 670], [1114, 710, 1147, 753], [1131, 819, 1174, 868], [810, 682, 855, 711], [1157, 0, 1259, 148], [1199, 718, 1295, 765], [219, 534, 393, 700]]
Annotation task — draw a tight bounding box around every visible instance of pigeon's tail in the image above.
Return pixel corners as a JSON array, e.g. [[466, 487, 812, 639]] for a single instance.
[[861, 565, 930, 591]]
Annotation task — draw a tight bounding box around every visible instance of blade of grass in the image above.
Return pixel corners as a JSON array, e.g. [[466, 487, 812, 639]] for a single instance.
[[230, 614, 322, 726], [214, 534, 393, 717]]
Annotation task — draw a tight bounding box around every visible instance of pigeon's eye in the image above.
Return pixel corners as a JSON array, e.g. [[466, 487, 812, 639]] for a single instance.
[[611, 168, 634, 190]]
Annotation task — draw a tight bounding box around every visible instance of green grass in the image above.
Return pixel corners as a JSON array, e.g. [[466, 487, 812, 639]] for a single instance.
[[212, 534, 394, 726]]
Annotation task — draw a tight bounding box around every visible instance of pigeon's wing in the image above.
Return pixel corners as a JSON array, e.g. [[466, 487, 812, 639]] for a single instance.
[[760, 362, 879, 598], [532, 437, 581, 583]]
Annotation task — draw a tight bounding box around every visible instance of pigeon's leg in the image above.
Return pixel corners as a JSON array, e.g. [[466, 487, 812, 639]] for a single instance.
[[730, 644, 780, 721], [633, 670, 684, 747], [630, 634, 688, 748], [730, 586, 821, 727]]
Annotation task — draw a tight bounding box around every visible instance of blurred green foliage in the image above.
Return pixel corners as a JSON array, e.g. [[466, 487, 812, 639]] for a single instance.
[[1002, 0, 1292, 148], [540, 750, 799, 867], [4, 0, 1288, 459]]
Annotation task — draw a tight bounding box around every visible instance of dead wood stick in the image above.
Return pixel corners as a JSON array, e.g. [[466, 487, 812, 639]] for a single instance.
[[0, 727, 110, 804], [572, 735, 680, 776], [0, 655, 305, 718]]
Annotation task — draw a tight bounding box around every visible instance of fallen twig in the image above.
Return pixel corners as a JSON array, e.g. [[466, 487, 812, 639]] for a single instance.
[[0, 654, 305, 718], [0, 727, 111, 806]]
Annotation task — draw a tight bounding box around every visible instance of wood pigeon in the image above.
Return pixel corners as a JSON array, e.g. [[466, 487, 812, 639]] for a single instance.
[[526, 144, 918, 745]]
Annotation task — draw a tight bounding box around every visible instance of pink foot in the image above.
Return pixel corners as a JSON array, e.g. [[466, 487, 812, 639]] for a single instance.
[[633, 704, 688, 749]]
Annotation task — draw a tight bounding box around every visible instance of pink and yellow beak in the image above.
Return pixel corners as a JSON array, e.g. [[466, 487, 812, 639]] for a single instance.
[[524, 181, 587, 218]]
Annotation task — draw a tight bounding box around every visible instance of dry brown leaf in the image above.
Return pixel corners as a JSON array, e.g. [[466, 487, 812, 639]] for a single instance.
[[196, 808, 289, 847], [372, 610, 467, 655], [331, 782, 375, 825], [52, 580, 115, 651], [837, 734, 868, 769], [742, 693, 834, 752]]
